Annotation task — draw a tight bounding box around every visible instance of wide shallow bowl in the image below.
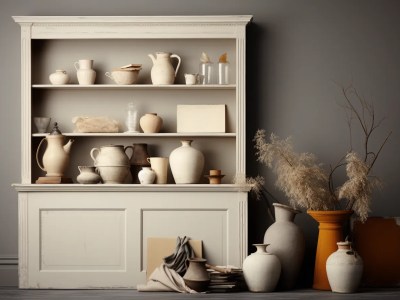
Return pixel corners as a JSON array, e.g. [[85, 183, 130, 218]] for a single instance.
[[105, 69, 140, 85]]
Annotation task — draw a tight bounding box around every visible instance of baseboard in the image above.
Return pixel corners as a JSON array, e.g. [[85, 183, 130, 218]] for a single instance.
[[0, 256, 18, 287]]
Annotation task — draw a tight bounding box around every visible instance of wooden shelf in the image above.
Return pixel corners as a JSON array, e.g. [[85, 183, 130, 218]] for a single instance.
[[32, 132, 236, 137], [13, 183, 252, 192], [32, 84, 236, 90]]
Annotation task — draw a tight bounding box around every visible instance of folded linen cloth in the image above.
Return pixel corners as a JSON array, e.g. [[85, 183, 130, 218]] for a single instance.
[[163, 236, 194, 275], [137, 263, 197, 293]]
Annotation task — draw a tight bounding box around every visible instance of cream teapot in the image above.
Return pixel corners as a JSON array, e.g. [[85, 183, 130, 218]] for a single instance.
[[36, 122, 74, 177], [148, 52, 181, 85]]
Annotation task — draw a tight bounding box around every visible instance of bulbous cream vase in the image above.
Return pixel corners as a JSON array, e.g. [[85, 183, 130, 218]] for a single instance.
[[326, 241, 363, 293], [242, 244, 281, 292], [264, 203, 305, 290], [169, 140, 204, 184], [139, 113, 163, 133]]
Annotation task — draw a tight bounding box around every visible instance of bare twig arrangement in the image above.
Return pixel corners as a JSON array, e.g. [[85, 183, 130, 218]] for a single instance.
[[254, 85, 391, 222]]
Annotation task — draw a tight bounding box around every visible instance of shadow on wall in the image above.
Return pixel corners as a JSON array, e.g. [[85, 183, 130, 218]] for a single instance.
[[245, 21, 316, 288]]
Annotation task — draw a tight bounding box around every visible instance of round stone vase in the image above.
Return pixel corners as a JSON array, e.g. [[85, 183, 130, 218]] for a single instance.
[[139, 113, 163, 133], [169, 140, 204, 184], [326, 241, 363, 293], [307, 210, 354, 290], [263, 203, 305, 290], [242, 244, 281, 292]]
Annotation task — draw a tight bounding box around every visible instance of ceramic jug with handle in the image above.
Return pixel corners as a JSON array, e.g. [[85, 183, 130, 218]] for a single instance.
[[148, 52, 181, 85], [36, 122, 74, 177], [90, 145, 132, 167]]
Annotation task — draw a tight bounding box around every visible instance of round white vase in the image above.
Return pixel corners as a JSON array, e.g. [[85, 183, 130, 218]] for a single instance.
[[263, 203, 305, 290], [138, 167, 156, 184], [243, 244, 281, 292], [169, 140, 204, 184], [49, 69, 69, 84], [326, 241, 363, 293]]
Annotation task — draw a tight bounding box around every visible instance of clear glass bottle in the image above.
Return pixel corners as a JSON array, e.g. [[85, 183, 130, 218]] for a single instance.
[[218, 62, 229, 84], [199, 62, 214, 84], [125, 102, 139, 133]]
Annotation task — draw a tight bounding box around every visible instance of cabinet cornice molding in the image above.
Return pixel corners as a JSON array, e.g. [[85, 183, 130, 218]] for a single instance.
[[13, 16, 252, 39]]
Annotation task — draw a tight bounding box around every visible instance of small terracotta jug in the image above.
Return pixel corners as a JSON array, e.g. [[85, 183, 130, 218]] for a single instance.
[[183, 258, 210, 292]]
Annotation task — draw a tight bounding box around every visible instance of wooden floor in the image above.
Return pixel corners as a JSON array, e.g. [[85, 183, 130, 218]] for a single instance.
[[0, 288, 399, 300]]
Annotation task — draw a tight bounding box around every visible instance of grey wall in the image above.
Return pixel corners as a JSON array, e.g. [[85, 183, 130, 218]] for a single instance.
[[1, 0, 399, 287]]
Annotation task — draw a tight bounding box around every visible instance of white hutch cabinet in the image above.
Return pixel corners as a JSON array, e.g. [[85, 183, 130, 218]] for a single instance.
[[13, 15, 252, 288]]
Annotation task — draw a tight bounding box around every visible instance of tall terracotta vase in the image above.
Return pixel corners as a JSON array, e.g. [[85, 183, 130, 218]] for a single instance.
[[263, 203, 305, 290], [307, 210, 353, 290]]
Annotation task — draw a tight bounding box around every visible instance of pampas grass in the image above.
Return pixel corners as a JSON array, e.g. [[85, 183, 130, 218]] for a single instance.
[[253, 85, 391, 222]]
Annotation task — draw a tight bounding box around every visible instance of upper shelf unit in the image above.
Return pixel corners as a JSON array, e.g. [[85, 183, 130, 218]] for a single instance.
[[14, 15, 252, 184]]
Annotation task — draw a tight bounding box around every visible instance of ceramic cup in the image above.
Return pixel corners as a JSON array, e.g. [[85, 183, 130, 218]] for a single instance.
[[33, 117, 51, 133], [184, 73, 199, 85], [147, 157, 168, 184]]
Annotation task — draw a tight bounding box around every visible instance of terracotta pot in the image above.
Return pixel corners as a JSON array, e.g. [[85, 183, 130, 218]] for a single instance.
[[183, 258, 210, 292], [307, 210, 353, 290], [264, 203, 305, 290]]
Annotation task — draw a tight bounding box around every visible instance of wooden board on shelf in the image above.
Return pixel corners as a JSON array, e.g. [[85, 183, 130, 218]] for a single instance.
[[35, 176, 73, 184]]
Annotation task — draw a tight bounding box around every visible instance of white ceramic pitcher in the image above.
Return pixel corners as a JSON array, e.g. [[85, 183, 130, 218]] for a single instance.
[[148, 52, 181, 85]]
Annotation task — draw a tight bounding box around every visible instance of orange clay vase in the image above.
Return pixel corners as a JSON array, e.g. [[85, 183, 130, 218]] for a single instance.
[[307, 210, 353, 290]]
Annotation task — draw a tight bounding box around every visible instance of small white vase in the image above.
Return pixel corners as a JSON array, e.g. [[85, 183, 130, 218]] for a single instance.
[[263, 203, 305, 290], [243, 244, 281, 292], [74, 59, 96, 85], [169, 140, 204, 184], [326, 241, 363, 293], [49, 70, 69, 84], [76, 166, 101, 184], [138, 167, 156, 184], [139, 113, 163, 133]]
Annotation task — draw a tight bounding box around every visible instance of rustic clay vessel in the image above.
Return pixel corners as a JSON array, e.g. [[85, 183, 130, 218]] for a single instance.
[[264, 203, 305, 290], [183, 258, 210, 292], [139, 113, 163, 133], [307, 210, 354, 290], [169, 140, 204, 184], [326, 241, 363, 293], [243, 244, 281, 292]]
